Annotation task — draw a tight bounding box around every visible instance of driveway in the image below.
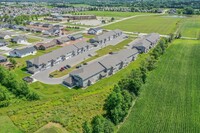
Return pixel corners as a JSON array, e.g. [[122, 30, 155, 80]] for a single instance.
[[32, 34, 127, 84]]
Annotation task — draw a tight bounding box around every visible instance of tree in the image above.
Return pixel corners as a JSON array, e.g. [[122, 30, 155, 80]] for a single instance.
[[111, 17, 115, 22], [103, 118, 115, 133], [82, 121, 92, 133], [183, 7, 194, 15], [118, 78, 142, 96], [9, 58, 17, 68], [91, 115, 105, 133], [104, 85, 132, 125]]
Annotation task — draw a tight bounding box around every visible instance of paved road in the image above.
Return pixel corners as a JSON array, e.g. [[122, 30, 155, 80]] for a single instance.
[[32, 35, 127, 84]]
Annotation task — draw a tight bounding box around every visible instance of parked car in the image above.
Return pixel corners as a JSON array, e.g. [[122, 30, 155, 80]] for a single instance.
[[76, 65, 82, 69], [64, 66, 68, 69], [60, 67, 65, 71], [66, 65, 71, 68], [83, 62, 88, 65]]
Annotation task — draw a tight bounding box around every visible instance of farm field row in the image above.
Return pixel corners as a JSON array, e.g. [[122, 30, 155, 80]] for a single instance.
[[104, 15, 182, 35], [179, 16, 200, 38], [119, 39, 200, 133]]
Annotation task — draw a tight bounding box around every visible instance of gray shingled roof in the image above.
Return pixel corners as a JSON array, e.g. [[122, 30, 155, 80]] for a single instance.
[[28, 45, 77, 66], [11, 36, 27, 42], [94, 29, 122, 41], [89, 27, 102, 32], [12, 46, 36, 55], [115, 48, 139, 61], [73, 41, 91, 49], [145, 33, 160, 44], [98, 55, 121, 69], [71, 61, 105, 81], [0, 55, 6, 60]]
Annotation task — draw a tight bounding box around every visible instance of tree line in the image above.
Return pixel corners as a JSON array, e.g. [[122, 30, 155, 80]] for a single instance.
[[0, 14, 39, 25], [0, 66, 39, 108], [82, 36, 174, 133]]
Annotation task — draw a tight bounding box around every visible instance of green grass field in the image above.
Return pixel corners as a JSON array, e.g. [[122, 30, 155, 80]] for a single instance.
[[179, 16, 200, 38], [119, 39, 200, 133], [73, 11, 149, 18], [35, 122, 67, 133], [0, 116, 22, 133], [104, 15, 182, 35]]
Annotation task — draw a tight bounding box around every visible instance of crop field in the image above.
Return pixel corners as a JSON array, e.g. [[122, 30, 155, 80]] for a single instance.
[[104, 15, 183, 35], [119, 39, 200, 133], [73, 11, 149, 17], [179, 16, 200, 38]]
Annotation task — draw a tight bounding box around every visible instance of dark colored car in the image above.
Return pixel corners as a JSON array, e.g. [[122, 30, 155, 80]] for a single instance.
[[66, 65, 71, 68]]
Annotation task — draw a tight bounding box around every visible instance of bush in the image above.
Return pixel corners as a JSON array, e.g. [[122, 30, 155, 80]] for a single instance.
[[104, 85, 133, 125]]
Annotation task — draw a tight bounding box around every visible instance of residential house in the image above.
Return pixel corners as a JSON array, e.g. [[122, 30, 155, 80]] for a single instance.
[[42, 23, 53, 28], [34, 40, 58, 50], [11, 36, 28, 44], [33, 22, 43, 27], [26, 45, 78, 74], [0, 33, 11, 39], [53, 25, 64, 30], [0, 55, 7, 63], [90, 29, 123, 46], [130, 33, 160, 53], [43, 28, 61, 36], [9, 46, 37, 58], [88, 27, 103, 35], [0, 40, 8, 47], [69, 34, 83, 41], [57, 37, 70, 44]]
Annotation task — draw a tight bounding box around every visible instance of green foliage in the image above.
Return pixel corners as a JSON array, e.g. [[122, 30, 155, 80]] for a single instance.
[[0, 85, 10, 108], [91, 115, 114, 133], [0, 14, 39, 25], [119, 39, 200, 133], [179, 16, 200, 38], [0, 66, 39, 101], [183, 7, 194, 15], [9, 58, 17, 68], [104, 85, 132, 125], [104, 15, 182, 35], [82, 121, 92, 133]]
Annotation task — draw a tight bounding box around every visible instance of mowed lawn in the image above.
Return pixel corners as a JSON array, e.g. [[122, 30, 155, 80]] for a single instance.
[[73, 11, 148, 17], [119, 39, 200, 133], [179, 16, 200, 38], [104, 15, 182, 35]]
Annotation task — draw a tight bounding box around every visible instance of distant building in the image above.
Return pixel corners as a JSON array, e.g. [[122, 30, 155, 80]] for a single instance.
[[0, 40, 8, 47], [0, 33, 11, 39], [34, 40, 58, 50], [130, 33, 160, 53], [88, 27, 103, 35], [9, 47, 37, 58], [11, 36, 28, 44], [63, 48, 139, 88], [68, 34, 83, 41], [0, 55, 7, 63]]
